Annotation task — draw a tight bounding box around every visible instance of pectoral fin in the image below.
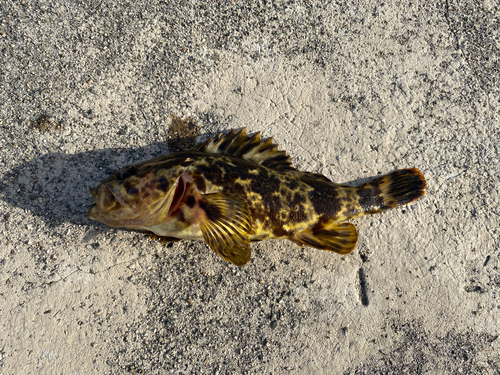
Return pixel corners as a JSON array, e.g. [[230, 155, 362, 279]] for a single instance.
[[198, 193, 252, 266], [295, 222, 358, 254]]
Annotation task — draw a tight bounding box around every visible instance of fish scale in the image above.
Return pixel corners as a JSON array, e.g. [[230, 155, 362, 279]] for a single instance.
[[89, 128, 427, 266]]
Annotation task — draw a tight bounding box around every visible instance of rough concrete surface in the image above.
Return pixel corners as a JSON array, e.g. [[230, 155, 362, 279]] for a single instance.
[[0, 0, 499, 374]]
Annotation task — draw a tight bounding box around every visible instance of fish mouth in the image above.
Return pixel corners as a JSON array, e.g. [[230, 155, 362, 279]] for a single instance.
[[87, 183, 129, 225], [102, 183, 125, 206], [87, 184, 121, 215], [87, 204, 98, 220]]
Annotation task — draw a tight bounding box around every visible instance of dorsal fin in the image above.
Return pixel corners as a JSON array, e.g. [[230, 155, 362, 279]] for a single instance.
[[193, 128, 295, 171], [307, 172, 332, 182]]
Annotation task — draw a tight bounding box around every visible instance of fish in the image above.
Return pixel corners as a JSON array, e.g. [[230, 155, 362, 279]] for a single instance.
[[88, 128, 427, 266]]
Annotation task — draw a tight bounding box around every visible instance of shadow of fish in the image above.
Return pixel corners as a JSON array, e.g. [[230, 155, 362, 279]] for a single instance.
[[88, 128, 427, 266]]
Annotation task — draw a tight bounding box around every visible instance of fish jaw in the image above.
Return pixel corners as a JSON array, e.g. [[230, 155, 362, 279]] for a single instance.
[[144, 220, 204, 240]]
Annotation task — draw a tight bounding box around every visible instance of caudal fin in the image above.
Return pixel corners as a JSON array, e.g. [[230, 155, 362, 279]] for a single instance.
[[357, 168, 427, 214]]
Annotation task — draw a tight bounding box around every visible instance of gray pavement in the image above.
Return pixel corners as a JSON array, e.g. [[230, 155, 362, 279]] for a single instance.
[[0, 1, 499, 374]]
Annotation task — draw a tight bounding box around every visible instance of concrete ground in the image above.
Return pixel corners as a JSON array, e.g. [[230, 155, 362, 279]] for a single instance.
[[1, 0, 499, 374]]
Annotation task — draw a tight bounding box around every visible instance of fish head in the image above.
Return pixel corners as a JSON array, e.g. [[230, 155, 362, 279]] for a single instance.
[[88, 161, 188, 230]]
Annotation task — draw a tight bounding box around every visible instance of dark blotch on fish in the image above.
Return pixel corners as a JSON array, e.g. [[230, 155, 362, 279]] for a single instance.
[[157, 177, 170, 192], [186, 196, 196, 208], [194, 174, 206, 192]]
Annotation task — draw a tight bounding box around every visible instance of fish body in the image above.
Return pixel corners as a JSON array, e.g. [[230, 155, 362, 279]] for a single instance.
[[88, 128, 427, 266]]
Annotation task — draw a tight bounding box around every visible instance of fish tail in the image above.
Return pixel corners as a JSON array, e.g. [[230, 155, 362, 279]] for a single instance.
[[357, 168, 427, 214]]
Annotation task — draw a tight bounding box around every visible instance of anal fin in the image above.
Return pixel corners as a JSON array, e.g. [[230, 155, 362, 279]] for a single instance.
[[295, 222, 358, 254], [198, 193, 252, 266]]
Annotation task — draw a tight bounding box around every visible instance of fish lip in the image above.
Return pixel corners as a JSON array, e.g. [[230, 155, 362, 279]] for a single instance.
[[90, 188, 98, 200], [87, 188, 98, 220], [87, 205, 98, 220], [87, 184, 122, 216]]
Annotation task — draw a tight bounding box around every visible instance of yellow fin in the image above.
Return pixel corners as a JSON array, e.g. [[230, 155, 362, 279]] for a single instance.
[[357, 168, 427, 213], [303, 171, 340, 183], [301, 171, 349, 186], [193, 128, 295, 171], [309, 172, 332, 182], [295, 222, 358, 254], [198, 193, 252, 266]]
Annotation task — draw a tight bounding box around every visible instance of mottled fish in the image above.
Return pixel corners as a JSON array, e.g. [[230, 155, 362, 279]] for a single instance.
[[88, 128, 427, 266]]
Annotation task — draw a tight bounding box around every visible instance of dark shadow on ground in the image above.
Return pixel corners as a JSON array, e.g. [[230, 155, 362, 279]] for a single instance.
[[0, 138, 200, 230]]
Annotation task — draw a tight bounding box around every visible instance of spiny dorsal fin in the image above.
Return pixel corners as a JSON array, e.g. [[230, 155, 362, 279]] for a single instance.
[[306, 172, 333, 182], [193, 128, 295, 171]]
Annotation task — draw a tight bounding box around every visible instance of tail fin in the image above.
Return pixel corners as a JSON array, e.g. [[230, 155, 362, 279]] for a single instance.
[[357, 168, 427, 214]]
